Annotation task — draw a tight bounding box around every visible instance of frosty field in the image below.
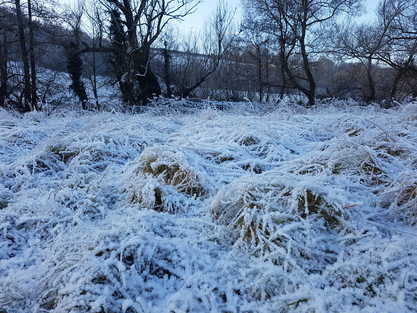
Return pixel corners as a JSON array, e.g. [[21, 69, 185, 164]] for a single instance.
[[0, 100, 417, 313]]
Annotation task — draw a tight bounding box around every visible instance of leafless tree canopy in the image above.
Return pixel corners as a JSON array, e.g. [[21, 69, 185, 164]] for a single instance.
[[0, 0, 416, 110]]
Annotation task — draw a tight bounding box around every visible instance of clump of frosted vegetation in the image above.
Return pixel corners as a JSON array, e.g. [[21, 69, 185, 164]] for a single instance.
[[1, 99, 417, 313], [125, 146, 213, 213], [210, 173, 349, 262]]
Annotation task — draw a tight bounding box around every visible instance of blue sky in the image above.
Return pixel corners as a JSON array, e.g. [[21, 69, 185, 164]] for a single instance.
[[176, 0, 379, 33], [64, 0, 380, 34]]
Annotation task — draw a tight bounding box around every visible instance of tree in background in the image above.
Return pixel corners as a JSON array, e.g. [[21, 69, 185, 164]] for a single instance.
[[0, 5, 9, 108], [240, 6, 276, 102], [27, 0, 37, 110], [98, 0, 199, 105], [64, 1, 88, 109], [374, 0, 417, 100], [174, 0, 236, 99], [85, 2, 105, 109], [14, 0, 32, 112], [249, 0, 361, 107], [160, 30, 176, 98], [108, 8, 130, 103], [336, 2, 400, 102], [1, 0, 416, 111], [66, 42, 89, 108]]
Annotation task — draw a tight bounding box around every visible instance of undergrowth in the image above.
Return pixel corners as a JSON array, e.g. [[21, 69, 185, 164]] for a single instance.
[[0, 100, 417, 313]]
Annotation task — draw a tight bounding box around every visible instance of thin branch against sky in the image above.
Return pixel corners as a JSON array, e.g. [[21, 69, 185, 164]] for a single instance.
[[61, 0, 379, 35]]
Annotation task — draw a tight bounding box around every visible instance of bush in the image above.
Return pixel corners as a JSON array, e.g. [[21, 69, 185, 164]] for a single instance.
[[210, 172, 349, 262], [139, 146, 208, 196], [125, 146, 212, 213], [288, 142, 389, 187], [387, 174, 417, 225], [127, 177, 192, 214]]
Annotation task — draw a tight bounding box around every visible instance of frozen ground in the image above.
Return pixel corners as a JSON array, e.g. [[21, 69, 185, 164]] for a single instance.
[[0, 99, 417, 313]]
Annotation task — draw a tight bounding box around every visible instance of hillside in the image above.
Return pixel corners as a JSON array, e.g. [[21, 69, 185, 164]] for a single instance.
[[0, 100, 417, 313]]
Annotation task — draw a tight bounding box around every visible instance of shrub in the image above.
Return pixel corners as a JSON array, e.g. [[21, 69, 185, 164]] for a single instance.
[[210, 173, 348, 259], [289, 143, 389, 187], [135, 146, 208, 197], [127, 177, 192, 214], [125, 146, 211, 213], [389, 175, 417, 225]]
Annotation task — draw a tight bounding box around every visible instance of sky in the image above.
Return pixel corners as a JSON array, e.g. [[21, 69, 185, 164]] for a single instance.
[[174, 0, 242, 34], [63, 0, 381, 34], [175, 0, 380, 33]]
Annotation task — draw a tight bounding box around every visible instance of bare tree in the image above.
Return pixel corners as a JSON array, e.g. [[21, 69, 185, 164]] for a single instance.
[[158, 29, 178, 98], [64, 0, 89, 108], [175, 0, 236, 98], [0, 28, 7, 108], [336, 0, 405, 102], [98, 0, 200, 105], [0, 5, 9, 108], [14, 0, 32, 112], [250, 0, 361, 107], [240, 7, 276, 102], [85, 2, 105, 109], [27, 0, 38, 110], [335, 0, 417, 102], [374, 0, 417, 100]]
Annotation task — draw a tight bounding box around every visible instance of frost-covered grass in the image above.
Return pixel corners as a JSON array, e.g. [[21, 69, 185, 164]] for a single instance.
[[1, 100, 417, 313]]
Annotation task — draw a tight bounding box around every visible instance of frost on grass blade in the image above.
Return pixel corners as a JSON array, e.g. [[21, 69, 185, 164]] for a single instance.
[[385, 173, 417, 225], [127, 176, 192, 214], [125, 146, 212, 213], [1, 98, 417, 313], [211, 172, 350, 266]]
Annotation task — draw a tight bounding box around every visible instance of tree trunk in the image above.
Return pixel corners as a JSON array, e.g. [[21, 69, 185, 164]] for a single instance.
[[278, 47, 286, 100], [180, 68, 217, 99], [265, 51, 270, 103], [256, 45, 263, 103], [365, 56, 376, 102], [129, 46, 161, 104], [136, 69, 161, 103], [109, 6, 162, 106], [15, 0, 31, 112], [28, 0, 38, 110], [390, 69, 403, 100], [0, 31, 7, 107], [91, 44, 99, 109], [163, 43, 172, 98], [299, 29, 316, 107], [65, 43, 88, 109]]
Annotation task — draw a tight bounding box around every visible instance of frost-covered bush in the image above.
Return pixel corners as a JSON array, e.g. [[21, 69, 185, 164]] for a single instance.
[[382, 173, 417, 226], [401, 101, 417, 120], [127, 177, 193, 214], [394, 182, 417, 225], [317, 235, 417, 313], [211, 172, 351, 266], [125, 146, 213, 213], [289, 143, 388, 186]]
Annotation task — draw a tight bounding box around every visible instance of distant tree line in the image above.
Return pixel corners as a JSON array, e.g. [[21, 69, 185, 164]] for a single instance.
[[0, 0, 416, 111]]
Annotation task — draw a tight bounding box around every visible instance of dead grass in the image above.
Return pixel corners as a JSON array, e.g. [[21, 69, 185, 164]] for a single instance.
[[345, 127, 363, 137], [376, 143, 407, 158], [236, 135, 260, 146], [394, 181, 417, 225], [128, 181, 163, 212], [300, 143, 389, 187], [0, 201, 8, 209], [47, 144, 79, 164], [127, 178, 188, 214], [211, 176, 344, 254], [296, 190, 341, 229], [132, 148, 207, 198]]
